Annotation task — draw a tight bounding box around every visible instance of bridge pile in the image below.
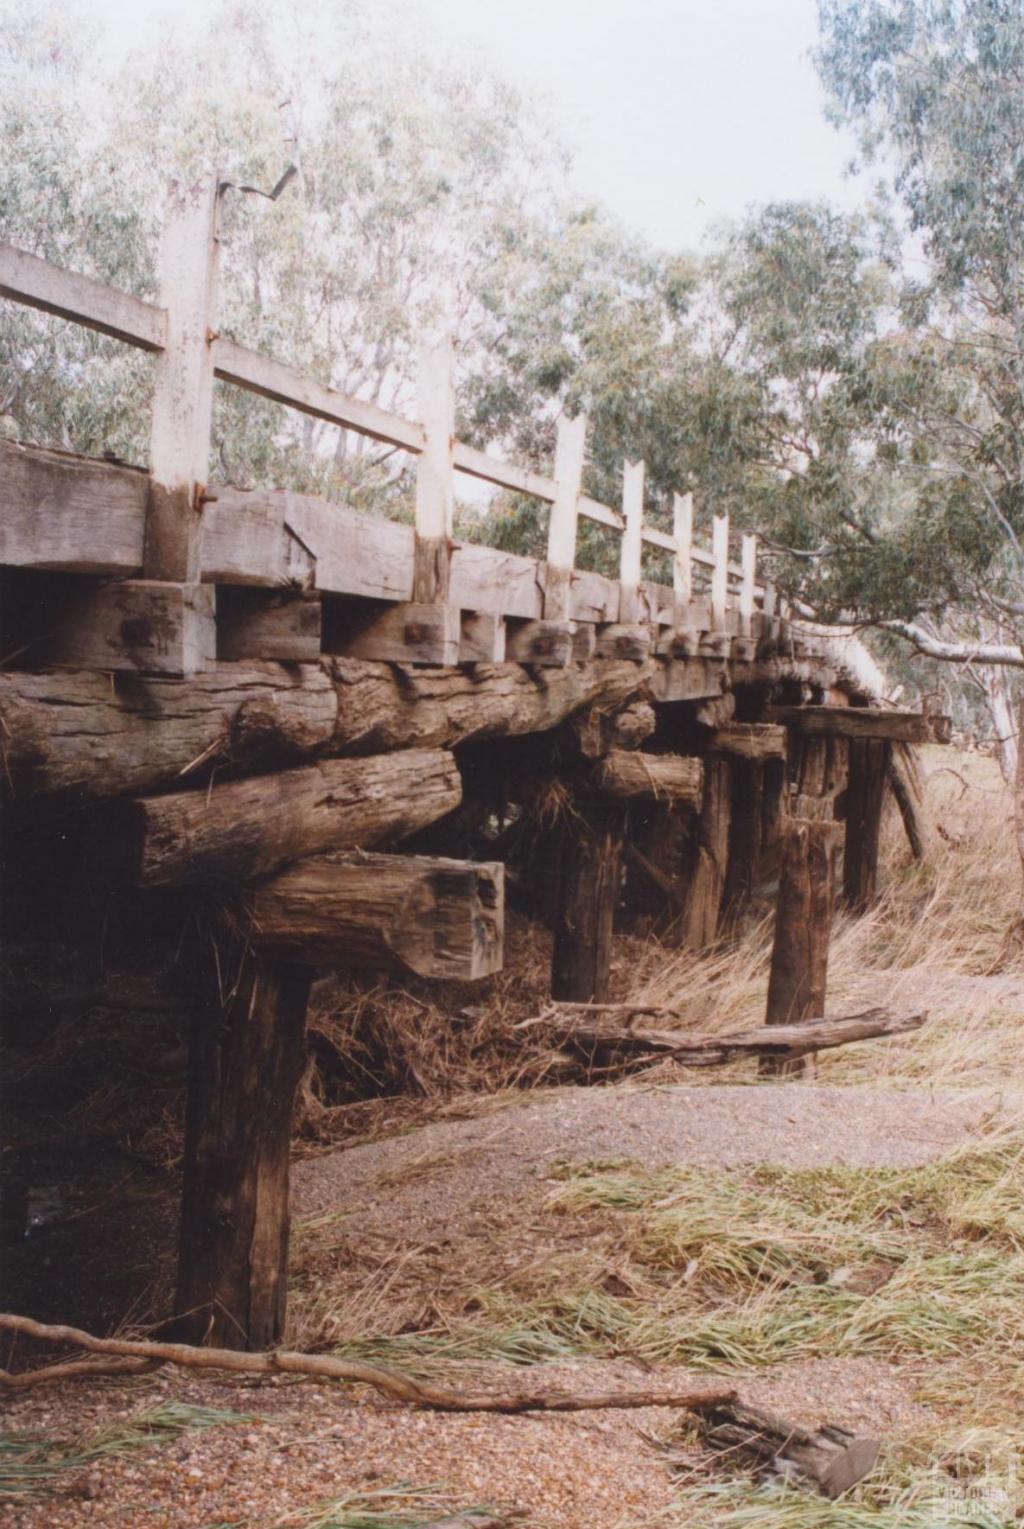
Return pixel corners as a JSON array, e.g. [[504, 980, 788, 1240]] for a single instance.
[[0, 175, 949, 1351]]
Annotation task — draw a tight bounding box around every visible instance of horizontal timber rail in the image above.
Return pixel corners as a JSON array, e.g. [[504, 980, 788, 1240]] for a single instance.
[[1, 170, 781, 679]]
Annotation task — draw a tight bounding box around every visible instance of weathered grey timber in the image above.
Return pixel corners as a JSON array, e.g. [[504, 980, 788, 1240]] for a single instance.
[[245, 851, 504, 979], [127, 749, 463, 886]]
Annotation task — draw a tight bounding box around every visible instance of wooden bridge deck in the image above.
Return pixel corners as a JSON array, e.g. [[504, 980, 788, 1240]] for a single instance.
[[0, 173, 949, 1353]]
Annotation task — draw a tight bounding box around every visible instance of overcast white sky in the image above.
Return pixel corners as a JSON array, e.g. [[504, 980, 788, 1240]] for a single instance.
[[83, 0, 864, 253]]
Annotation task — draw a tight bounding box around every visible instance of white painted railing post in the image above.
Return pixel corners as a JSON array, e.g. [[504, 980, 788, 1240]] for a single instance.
[[740, 533, 757, 637], [544, 414, 587, 622], [412, 334, 455, 604], [672, 491, 693, 617], [711, 513, 730, 632], [619, 459, 645, 621], [145, 171, 222, 585]]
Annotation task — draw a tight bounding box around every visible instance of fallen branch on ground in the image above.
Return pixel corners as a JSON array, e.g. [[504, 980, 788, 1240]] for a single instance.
[[0, 1314, 734, 1415], [517, 1005, 927, 1066]]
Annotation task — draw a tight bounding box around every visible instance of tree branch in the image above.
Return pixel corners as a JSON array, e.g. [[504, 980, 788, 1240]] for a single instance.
[[0, 1314, 734, 1415]]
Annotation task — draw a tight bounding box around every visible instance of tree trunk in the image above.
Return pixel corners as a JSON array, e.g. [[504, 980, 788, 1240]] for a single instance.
[[551, 801, 625, 1001], [175, 945, 312, 1350], [843, 738, 892, 910], [762, 819, 836, 1076]]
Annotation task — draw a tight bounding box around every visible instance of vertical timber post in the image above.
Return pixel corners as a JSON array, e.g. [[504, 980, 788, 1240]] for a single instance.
[[739, 533, 757, 638], [762, 818, 836, 1076], [412, 335, 455, 604], [175, 940, 312, 1349], [544, 414, 587, 622], [711, 513, 729, 633], [618, 460, 645, 622], [145, 171, 221, 588], [844, 737, 892, 910], [680, 755, 731, 947], [673, 491, 693, 612], [551, 800, 625, 1002], [723, 754, 764, 916]]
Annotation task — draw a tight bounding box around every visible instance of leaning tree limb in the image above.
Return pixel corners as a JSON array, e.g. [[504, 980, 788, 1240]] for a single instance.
[[0, 1314, 733, 1415]]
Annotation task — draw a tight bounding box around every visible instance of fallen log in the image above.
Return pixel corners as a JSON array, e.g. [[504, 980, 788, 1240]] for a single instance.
[[0, 1314, 734, 1416], [245, 851, 504, 979], [521, 1005, 926, 1067], [694, 1397, 881, 1498], [126, 748, 462, 886]]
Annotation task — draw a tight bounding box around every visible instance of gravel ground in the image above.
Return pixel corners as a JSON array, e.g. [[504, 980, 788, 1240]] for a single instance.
[[293, 1080, 1020, 1233], [1, 1354, 932, 1529], [3, 1080, 1014, 1528]]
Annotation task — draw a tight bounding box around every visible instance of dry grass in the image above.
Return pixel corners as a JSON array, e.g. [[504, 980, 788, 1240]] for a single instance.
[[613, 746, 1024, 1093]]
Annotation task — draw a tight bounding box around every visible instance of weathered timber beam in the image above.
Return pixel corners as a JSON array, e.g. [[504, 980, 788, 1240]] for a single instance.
[[327, 656, 658, 755], [706, 722, 787, 760], [532, 1005, 925, 1066], [844, 737, 892, 910], [0, 659, 654, 804], [175, 946, 311, 1349], [217, 588, 322, 663], [0, 440, 147, 574], [764, 818, 838, 1076], [767, 704, 951, 744], [551, 802, 624, 1002], [43, 578, 216, 677], [0, 663, 337, 803], [126, 749, 462, 886], [333, 602, 462, 665], [0, 241, 167, 350], [504, 618, 574, 666], [591, 749, 703, 808], [694, 1398, 882, 1498], [889, 743, 929, 861], [244, 851, 504, 979]]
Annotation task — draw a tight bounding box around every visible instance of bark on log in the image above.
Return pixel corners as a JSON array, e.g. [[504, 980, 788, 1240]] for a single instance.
[[694, 1398, 881, 1498], [844, 738, 892, 910], [126, 749, 462, 886], [590, 749, 702, 806], [529, 1005, 925, 1067], [175, 948, 311, 1350], [0, 664, 337, 803], [679, 757, 731, 948], [327, 655, 656, 755], [0, 658, 652, 804], [551, 802, 625, 1002], [0, 1314, 735, 1415], [764, 819, 837, 1076], [245, 852, 504, 980]]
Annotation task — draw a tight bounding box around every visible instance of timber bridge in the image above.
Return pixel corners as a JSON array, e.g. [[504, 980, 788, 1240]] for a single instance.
[[0, 176, 949, 1351]]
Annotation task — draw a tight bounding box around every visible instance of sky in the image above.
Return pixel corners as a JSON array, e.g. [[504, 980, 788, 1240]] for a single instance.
[[83, 0, 866, 254]]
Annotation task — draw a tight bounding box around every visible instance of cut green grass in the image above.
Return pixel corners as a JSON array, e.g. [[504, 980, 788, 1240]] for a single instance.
[[0, 1401, 253, 1503]]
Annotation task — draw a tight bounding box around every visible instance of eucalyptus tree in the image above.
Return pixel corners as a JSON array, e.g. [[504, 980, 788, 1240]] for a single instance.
[[813, 0, 1024, 678]]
